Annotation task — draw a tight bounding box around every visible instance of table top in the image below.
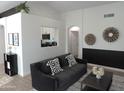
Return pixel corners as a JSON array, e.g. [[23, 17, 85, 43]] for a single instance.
[[81, 71, 113, 91]]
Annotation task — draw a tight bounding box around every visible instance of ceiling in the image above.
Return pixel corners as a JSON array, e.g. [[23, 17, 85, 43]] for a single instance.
[[0, 1, 117, 14], [44, 1, 117, 13], [0, 1, 23, 13]]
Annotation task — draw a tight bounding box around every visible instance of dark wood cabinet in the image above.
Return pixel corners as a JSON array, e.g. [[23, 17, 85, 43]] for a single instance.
[[4, 53, 18, 76]]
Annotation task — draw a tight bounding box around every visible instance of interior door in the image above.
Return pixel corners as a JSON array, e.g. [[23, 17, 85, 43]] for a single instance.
[[0, 25, 5, 63], [70, 31, 78, 57]]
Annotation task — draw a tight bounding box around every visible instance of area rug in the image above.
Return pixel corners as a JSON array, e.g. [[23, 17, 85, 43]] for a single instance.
[[0, 74, 13, 88], [67, 72, 124, 91], [33, 71, 124, 91]]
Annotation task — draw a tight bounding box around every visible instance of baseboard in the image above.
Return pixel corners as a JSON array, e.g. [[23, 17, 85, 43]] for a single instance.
[[88, 63, 124, 76]]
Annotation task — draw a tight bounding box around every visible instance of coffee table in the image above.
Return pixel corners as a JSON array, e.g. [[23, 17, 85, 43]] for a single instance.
[[81, 71, 113, 91]]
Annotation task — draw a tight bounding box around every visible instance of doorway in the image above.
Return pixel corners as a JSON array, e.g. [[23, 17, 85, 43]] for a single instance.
[[0, 25, 5, 63], [69, 26, 79, 57]]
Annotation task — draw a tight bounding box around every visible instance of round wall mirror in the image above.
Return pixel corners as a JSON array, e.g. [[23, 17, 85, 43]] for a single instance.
[[103, 27, 119, 42], [85, 34, 96, 45]]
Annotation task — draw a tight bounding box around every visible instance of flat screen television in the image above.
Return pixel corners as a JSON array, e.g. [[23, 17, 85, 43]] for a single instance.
[[42, 34, 50, 40]]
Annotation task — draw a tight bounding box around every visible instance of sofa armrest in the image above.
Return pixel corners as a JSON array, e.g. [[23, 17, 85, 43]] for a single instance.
[[75, 58, 88, 64], [30, 63, 57, 91]]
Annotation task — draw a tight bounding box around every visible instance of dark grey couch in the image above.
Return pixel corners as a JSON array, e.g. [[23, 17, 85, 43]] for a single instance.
[[30, 54, 87, 91]]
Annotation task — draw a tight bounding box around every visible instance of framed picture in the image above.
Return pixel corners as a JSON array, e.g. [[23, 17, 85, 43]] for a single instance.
[[8, 33, 14, 45], [13, 33, 19, 46]]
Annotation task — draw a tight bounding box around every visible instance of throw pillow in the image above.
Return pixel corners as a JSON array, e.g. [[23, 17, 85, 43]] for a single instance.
[[46, 58, 63, 75], [65, 54, 77, 67], [58, 53, 70, 67]]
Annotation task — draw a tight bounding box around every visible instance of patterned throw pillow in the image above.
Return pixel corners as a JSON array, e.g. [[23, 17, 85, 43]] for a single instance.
[[65, 54, 77, 67], [46, 58, 63, 75]]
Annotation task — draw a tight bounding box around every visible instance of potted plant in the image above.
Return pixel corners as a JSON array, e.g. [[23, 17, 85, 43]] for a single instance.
[[16, 1, 30, 13]]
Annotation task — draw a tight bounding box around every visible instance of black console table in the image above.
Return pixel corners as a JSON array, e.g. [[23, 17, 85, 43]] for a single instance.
[[4, 53, 18, 76]]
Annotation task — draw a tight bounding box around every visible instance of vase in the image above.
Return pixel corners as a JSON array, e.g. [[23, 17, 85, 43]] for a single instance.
[[96, 74, 101, 79], [99, 67, 104, 76], [92, 66, 97, 75]]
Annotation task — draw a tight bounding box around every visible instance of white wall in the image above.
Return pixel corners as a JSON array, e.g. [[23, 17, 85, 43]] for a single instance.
[[0, 2, 65, 76], [62, 10, 83, 58], [0, 18, 7, 54], [63, 2, 124, 59], [0, 25, 5, 63], [28, 2, 62, 21], [83, 2, 124, 51], [21, 13, 66, 76], [0, 12, 65, 76], [5, 13, 23, 76]]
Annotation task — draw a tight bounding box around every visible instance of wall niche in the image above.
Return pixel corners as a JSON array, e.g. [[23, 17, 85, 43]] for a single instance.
[[41, 26, 59, 47]]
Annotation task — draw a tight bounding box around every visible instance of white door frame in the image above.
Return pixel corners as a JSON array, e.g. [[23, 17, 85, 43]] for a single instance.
[[68, 26, 80, 57], [0, 25, 5, 63]]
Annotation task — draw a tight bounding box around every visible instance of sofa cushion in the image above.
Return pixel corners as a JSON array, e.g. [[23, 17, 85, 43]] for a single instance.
[[65, 54, 77, 67], [69, 63, 87, 74], [54, 68, 76, 88], [40, 53, 70, 74], [40, 58, 57, 74], [54, 63, 86, 88], [40, 60, 51, 74], [62, 64, 87, 79], [58, 53, 70, 67], [46, 58, 63, 75]]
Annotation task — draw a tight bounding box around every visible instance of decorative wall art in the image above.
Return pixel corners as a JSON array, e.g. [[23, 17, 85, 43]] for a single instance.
[[13, 33, 19, 46], [103, 27, 119, 42], [8, 33, 19, 46], [85, 34, 96, 45], [8, 33, 14, 45]]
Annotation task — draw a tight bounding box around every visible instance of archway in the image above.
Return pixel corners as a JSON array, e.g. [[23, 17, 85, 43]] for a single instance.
[[68, 26, 80, 57]]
